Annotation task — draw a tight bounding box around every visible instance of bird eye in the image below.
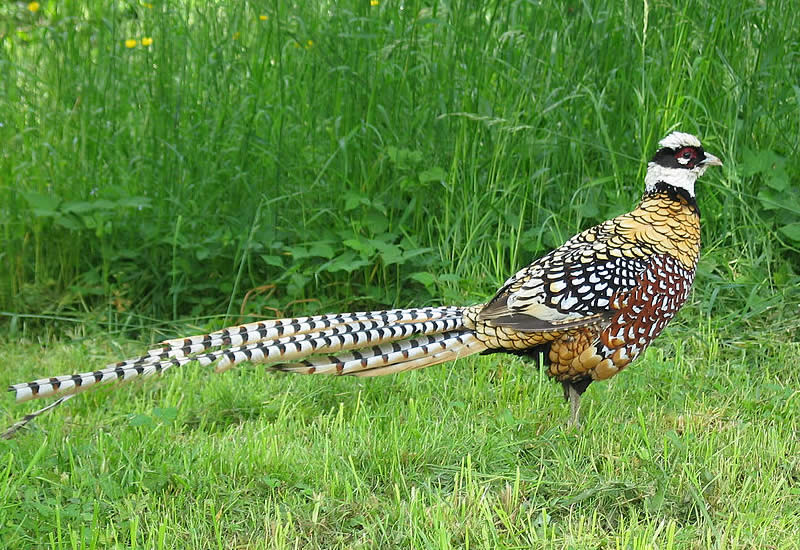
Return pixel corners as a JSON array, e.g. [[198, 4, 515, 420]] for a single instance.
[[675, 147, 696, 164]]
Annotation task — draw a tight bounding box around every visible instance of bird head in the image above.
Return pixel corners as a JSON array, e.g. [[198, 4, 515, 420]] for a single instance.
[[644, 131, 723, 198]]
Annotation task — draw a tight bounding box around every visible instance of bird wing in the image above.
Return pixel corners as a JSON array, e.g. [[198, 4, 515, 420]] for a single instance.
[[477, 219, 652, 332]]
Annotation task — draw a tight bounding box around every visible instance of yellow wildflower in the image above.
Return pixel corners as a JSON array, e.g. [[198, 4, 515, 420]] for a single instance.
[[370, 0, 379, 5], [143, 2, 153, 8], [28, 2, 40, 12], [259, 14, 268, 21], [306, 39, 314, 49], [233, 32, 240, 40], [141, 37, 153, 46], [125, 39, 137, 48]]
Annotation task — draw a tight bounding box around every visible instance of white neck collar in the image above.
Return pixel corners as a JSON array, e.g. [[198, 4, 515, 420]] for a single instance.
[[644, 162, 700, 197]]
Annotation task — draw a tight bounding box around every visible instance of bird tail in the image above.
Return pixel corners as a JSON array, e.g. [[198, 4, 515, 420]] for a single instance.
[[3, 305, 486, 438]]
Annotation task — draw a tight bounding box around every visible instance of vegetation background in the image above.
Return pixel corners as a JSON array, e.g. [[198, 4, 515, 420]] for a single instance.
[[1, 0, 799, 547]]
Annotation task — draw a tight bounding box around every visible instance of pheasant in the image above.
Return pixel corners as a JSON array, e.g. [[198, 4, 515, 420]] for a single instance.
[[2, 131, 722, 437]]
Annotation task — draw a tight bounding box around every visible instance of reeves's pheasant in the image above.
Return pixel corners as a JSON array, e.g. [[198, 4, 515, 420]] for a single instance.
[[3, 131, 722, 437]]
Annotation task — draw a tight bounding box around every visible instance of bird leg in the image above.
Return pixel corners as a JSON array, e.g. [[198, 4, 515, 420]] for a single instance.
[[562, 382, 581, 429]]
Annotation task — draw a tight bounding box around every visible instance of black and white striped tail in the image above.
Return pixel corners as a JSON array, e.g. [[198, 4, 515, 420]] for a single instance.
[[5, 306, 484, 435]]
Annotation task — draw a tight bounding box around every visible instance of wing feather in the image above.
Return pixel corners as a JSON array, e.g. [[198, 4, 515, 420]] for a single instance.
[[478, 219, 652, 332]]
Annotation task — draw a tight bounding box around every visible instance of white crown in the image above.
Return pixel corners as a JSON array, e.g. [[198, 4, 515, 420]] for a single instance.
[[658, 131, 701, 150]]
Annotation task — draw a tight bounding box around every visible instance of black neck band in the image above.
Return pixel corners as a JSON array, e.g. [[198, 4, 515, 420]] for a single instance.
[[644, 181, 700, 215]]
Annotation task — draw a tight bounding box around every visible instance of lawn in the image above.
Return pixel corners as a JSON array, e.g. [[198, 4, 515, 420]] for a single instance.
[[1, 0, 799, 548]]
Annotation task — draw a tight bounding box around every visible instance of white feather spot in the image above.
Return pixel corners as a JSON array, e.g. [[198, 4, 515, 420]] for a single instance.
[[560, 295, 579, 310], [549, 281, 567, 293]]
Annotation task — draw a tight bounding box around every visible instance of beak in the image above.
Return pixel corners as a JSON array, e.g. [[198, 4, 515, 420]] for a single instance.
[[701, 153, 723, 167]]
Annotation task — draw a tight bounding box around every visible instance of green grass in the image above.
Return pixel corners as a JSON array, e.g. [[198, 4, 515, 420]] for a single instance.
[[1, 0, 799, 547], [1, 326, 799, 548]]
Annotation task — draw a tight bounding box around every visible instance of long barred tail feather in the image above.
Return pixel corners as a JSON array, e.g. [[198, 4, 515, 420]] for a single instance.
[[10, 315, 467, 403], [111, 307, 463, 371], [347, 332, 485, 377], [272, 331, 485, 376], [212, 316, 466, 373], [4, 306, 484, 436]]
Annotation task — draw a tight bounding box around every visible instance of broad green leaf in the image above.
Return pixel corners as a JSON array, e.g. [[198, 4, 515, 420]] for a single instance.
[[343, 191, 370, 211], [153, 407, 178, 423], [578, 201, 599, 218], [418, 166, 447, 183], [308, 242, 336, 259], [61, 201, 96, 214], [129, 414, 154, 427], [372, 231, 399, 244], [778, 223, 800, 242], [364, 211, 389, 233], [757, 189, 782, 211], [260, 254, 284, 267], [742, 148, 788, 190], [766, 170, 790, 191], [387, 146, 423, 168], [374, 241, 403, 265], [21, 191, 61, 217], [54, 213, 85, 230], [196, 246, 212, 260], [319, 251, 370, 273], [289, 242, 335, 260], [400, 247, 431, 261], [410, 272, 435, 286], [343, 239, 376, 257]]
